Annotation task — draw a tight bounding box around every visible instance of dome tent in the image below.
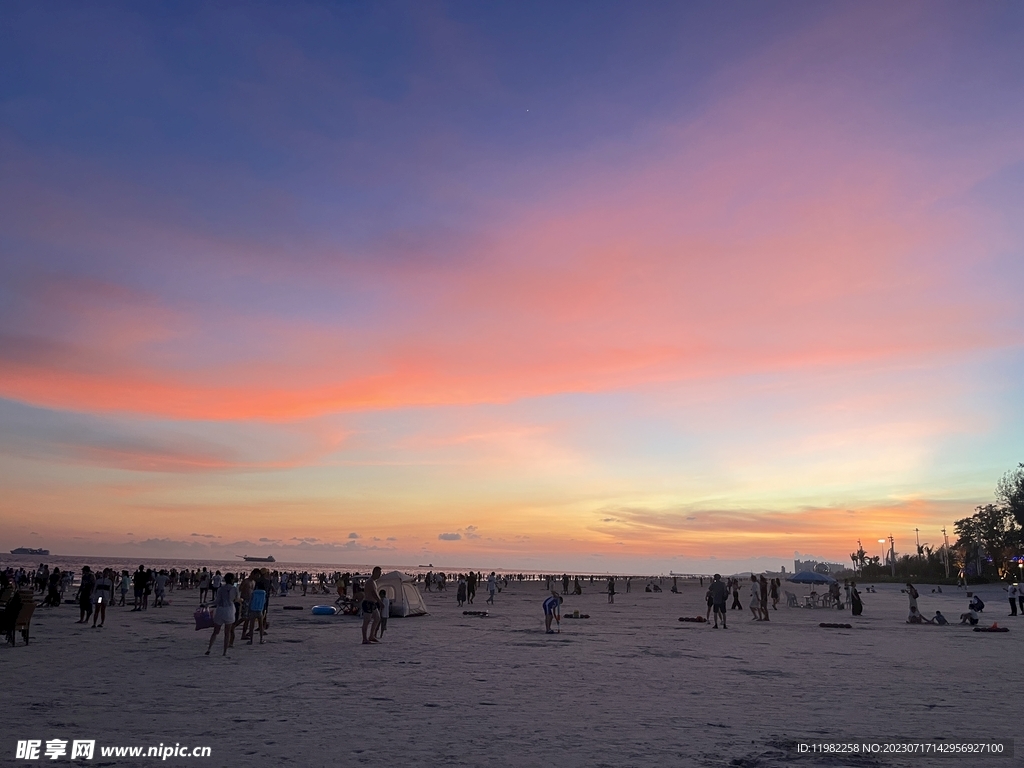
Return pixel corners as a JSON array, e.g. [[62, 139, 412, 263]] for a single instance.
[[377, 571, 429, 617]]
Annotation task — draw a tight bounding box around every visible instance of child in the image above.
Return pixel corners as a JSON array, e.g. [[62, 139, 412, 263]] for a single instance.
[[377, 589, 390, 638]]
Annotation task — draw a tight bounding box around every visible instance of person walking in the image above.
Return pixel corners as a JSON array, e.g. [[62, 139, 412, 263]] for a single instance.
[[749, 575, 761, 620], [361, 567, 384, 644], [730, 578, 742, 610], [1007, 582, 1019, 616], [486, 572, 497, 605], [206, 573, 238, 656]]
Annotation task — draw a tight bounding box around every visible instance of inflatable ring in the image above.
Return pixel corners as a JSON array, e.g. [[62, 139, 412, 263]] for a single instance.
[[819, 623, 852, 629], [311, 605, 337, 615], [678, 616, 708, 623]]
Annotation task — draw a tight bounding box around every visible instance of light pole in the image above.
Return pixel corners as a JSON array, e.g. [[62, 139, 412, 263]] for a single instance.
[[942, 527, 950, 580], [878, 539, 887, 566], [889, 535, 896, 578]]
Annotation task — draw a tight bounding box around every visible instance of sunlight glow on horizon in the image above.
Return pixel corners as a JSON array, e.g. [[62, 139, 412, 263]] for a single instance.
[[1, 2, 1022, 571]]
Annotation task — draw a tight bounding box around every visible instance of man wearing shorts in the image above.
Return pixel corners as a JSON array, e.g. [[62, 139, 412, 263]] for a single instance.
[[709, 574, 728, 629], [543, 590, 561, 634], [361, 566, 383, 644]]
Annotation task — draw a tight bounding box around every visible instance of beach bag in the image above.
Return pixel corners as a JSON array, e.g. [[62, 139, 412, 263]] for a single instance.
[[193, 606, 215, 631]]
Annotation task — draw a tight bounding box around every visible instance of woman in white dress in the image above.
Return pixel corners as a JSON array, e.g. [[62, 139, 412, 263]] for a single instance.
[[206, 573, 239, 656]]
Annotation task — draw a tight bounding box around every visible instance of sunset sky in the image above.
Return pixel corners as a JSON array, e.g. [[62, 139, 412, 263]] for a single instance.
[[1, 2, 1022, 573]]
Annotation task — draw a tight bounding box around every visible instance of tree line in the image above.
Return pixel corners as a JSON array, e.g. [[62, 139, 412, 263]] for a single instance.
[[848, 463, 1023, 582]]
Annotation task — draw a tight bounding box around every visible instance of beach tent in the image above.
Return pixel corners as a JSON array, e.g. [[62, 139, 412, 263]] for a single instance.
[[787, 571, 837, 585], [377, 571, 429, 617]]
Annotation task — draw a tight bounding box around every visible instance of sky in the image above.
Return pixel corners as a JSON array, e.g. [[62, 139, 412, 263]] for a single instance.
[[1, 1, 1022, 573]]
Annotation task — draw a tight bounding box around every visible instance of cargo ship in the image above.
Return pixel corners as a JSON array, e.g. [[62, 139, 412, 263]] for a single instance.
[[238, 554, 275, 562], [10, 547, 50, 556]]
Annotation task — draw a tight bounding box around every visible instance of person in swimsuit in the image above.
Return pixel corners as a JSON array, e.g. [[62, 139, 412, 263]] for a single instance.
[[206, 573, 238, 656], [361, 566, 383, 644]]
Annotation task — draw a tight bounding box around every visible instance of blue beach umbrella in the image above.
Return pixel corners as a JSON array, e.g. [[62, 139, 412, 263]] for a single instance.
[[787, 571, 837, 585]]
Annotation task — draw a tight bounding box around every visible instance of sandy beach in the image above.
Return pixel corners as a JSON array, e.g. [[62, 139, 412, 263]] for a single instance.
[[3, 577, 1018, 767]]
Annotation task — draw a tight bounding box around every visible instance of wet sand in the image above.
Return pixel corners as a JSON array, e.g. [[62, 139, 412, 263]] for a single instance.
[[4, 579, 1018, 767]]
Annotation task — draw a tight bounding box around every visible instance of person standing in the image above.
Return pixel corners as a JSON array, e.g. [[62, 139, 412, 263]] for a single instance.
[[76, 566, 95, 624], [758, 575, 770, 621], [467, 572, 476, 605], [905, 583, 919, 615], [1007, 582, 1019, 616], [456, 575, 467, 607], [361, 567, 384, 644], [607, 576, 615, 604], [132, 565, 148, 611], [749, 575, 761, 620], [92, 568, 113, 628], [198, 568, 211, 604], [486, 572, 497, 605], [709, 574, 728, 629], [850, 581, 863, 616], [730, 578, 742, 610], [562, 574, 570, 595], [770, 578, 780, 610]]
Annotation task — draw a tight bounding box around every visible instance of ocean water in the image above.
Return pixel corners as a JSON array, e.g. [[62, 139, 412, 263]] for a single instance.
[[2, 554, 541, 578]]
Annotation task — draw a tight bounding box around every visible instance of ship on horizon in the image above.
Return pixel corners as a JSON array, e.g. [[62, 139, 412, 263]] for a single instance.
[[238, 554, 275, 562], [10, 547, 50, 556]]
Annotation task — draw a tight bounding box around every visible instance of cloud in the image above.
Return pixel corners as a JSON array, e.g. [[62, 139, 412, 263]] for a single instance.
[[438, 532, 462, 541], [190, 532, 219, 538], [348, 532, 360, 539], [462, 525, 480, 539], [258, 537, 276, 543]]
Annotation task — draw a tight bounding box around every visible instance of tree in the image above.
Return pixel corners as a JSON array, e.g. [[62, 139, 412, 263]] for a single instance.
[[954, 503, 1022, 577], [996, 463, 1024, 527]]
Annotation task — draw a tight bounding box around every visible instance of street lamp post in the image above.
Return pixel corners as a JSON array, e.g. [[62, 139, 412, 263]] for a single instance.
[[878, 539, 887, 567]]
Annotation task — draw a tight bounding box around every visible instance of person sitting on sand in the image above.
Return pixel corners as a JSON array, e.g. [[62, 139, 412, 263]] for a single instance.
[[959, 605, 980, 625], [543, 590, 562, 633], [361, 566, 383, 644], [709, 574, 728, 629], [933, 611, 949, 625], [907, 606, 933, 624]]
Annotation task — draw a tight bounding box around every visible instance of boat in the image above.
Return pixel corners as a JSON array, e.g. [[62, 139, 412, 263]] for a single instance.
[[238, 554, 276, 563], [10, 547, 50, 556], [418, 564, 434, 568]]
